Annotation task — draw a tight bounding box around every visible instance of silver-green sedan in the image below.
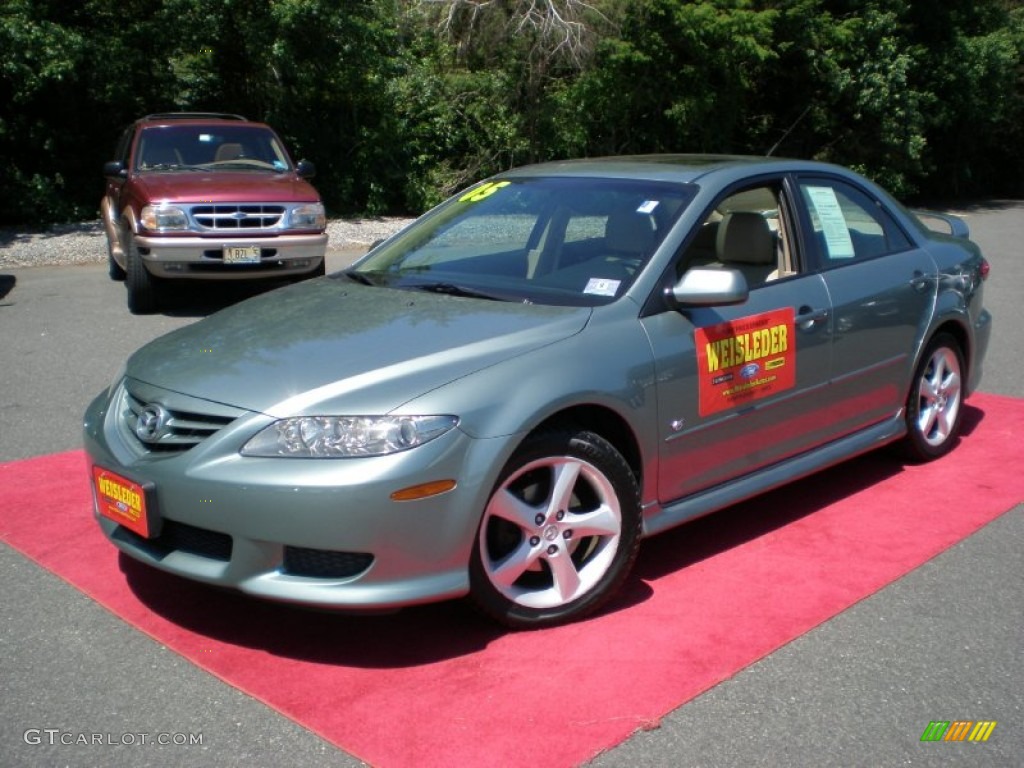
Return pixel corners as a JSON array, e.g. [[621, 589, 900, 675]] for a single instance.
[[84, 156, 992, 629]]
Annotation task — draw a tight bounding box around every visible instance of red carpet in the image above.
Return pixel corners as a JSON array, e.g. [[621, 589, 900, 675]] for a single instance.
[[2, 392, 1022, 767]]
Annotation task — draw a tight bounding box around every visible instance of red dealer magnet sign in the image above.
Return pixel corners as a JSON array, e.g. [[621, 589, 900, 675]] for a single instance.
[[695, 307, 796, 417], [92, 466, 157, 538]]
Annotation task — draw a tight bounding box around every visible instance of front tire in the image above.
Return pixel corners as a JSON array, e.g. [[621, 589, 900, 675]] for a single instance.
[[106, 231, 126, 281], [469, 429, 642, 629], [123, 229, 160, 314], [901, 334, 965, 461]]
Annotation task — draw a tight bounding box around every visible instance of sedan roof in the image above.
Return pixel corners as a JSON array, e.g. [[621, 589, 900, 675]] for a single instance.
[[500, 154, 849, 185]]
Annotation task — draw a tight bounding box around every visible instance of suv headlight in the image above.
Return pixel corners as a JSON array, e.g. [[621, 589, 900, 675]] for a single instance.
[[241, 415, 458, 458], [140, 204, 188, 231], [289, 202, 326, 230]]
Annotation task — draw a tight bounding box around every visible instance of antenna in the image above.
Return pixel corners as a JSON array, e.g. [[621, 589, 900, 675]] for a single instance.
[[766, 105, 811, 157]]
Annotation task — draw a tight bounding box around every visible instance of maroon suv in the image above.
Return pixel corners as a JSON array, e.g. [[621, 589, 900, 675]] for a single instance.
[[101, 113, 327, 313]]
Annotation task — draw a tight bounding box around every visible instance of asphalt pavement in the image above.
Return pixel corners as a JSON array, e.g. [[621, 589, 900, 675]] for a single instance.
[[1, 207, 1020, 767]]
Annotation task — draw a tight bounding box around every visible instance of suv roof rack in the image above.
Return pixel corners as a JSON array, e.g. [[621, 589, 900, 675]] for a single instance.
[[142, 112, 249, 122]]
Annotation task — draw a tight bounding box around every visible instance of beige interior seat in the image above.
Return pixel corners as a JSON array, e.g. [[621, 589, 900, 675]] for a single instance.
[[214, 143, 244, 162], [141, 144, 182, 167], [605, 209, 656, 260], [715, 211, 777, 286]]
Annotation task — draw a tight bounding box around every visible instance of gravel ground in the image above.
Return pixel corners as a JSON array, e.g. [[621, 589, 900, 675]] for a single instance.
[[0, 217, 416, 269]]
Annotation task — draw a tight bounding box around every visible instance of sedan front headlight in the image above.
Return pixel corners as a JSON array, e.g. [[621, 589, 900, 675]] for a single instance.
[[289, 202, 326, 230], [140, 204, 188, 231], [240, 415, 458, 458]]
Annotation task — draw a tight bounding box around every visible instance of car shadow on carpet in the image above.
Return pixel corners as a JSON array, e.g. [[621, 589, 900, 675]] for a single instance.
[[119, 403, 985, 666], [634, 402, 985, 584]]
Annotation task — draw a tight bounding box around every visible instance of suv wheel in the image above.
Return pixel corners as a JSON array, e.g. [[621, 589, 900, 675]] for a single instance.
[[106, 231, 126, 281], [123, 229, 160, 314]]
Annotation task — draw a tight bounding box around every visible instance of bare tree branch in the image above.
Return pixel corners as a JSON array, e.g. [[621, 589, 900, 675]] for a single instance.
[[415, 0, 608, 69]]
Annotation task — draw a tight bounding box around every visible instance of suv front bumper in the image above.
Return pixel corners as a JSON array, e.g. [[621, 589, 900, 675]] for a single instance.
[[134, 233, 328, 279]]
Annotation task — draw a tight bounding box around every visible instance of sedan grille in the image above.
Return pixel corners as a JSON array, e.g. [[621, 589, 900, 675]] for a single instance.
[[191, 204, 285, 230], [117, 379, 244, 455]]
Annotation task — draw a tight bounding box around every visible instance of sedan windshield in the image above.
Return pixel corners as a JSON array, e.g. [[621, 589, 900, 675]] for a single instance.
[[352, 177, 695, 306]]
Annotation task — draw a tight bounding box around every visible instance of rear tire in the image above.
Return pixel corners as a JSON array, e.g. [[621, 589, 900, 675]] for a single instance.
[[469, 428, 642, 629], [901, 334, 964, 462], [124, 229, 160, 314]]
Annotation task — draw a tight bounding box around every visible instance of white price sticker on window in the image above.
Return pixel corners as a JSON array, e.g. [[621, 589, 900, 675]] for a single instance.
[[583, 278, 620, 297], [806, 186, 855, 259]]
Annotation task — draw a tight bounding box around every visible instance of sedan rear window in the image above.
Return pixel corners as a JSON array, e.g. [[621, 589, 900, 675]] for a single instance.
[[798, 179, 913, 265]]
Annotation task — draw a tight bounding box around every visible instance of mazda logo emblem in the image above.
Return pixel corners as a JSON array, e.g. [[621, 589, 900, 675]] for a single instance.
[[135, 404, 171, 444]]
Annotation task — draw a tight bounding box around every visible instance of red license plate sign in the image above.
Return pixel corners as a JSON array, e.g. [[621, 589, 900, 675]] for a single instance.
[[92, 466, 157, 538]]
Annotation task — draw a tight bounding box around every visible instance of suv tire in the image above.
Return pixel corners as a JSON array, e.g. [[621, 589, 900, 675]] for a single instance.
[[124, 229, 160, 314], [106, 233, 126, 281]]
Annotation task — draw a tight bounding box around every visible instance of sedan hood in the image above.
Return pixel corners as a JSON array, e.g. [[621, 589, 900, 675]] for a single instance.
[[127, 278, 591, 416], [134, 171, 319, 203]]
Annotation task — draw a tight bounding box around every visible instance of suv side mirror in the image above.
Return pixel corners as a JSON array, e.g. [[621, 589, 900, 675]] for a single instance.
[[667, 267, 749, 308], [103, 161, 126, 177], [295, 159, 316, 179]]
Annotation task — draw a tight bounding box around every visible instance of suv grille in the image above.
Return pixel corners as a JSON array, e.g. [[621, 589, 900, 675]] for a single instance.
[[117, 379, 244, 455], [191, 204, 285, 230]]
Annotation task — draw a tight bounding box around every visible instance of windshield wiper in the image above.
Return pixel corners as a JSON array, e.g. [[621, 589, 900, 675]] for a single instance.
[[407, 281, 507, 301], [340, 270, 376, 286], [335, 273, 509, 301], [143, 163, 212, 172]]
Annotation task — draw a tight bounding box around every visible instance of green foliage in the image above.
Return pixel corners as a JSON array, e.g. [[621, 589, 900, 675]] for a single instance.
[[805, 4, 931, 196], [1, 1, 92, 223], [1, 0, 1022, 227], [262, 0, 402, 213], [906, 1, 1024, 196], [387, 64, 529, 210], [548, 0, 778, 156]]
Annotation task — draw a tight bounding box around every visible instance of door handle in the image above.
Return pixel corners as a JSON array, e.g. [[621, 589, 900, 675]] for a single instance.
[[909, 270, 931, 292], [796, 306, 828, 331]]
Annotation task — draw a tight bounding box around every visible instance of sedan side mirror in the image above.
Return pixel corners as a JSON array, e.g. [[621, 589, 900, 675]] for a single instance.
[[668, 267, 749, 308], [103, 161, 126, 177], [295, 159, 316, 179]]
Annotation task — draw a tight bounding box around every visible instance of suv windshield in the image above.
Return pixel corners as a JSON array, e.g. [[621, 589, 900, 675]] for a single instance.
[[135, 125, 293, 172], [353, 177, 694, 307]]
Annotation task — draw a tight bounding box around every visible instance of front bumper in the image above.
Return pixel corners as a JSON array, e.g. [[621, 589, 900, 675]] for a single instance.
[[134, 232, 327, 280], [83, 387, 508, 611]]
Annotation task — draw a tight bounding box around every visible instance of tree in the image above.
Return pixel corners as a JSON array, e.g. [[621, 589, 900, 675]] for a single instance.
[[2, 0, 1022, 226], [1, 1, 97, 222], [419, 0, 606, 67], [411, 0, 613, 167], [903, 0, 1024, 196], [549, 0, 778, 157]]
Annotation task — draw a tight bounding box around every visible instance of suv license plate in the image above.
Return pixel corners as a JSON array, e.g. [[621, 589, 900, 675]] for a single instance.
[[223, 245, 261, 263]]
